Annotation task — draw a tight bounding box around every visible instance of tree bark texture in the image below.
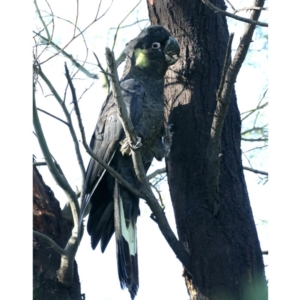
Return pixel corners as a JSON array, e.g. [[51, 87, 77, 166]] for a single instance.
[[147, 1, 267, 299], [33, 166, 82, 300]]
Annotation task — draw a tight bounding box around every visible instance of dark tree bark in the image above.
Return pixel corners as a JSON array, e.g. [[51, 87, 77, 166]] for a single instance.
[[33, 166, 82, 300], [147, 1, 267, 299]]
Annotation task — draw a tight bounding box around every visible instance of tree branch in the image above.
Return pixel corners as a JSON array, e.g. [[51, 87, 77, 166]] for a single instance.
[[34, 31, 99, 79], [234, 6, 268, 15], [201, 0, 268, 27], [37, 67, 86, 212], [241, 125, 267, 136], [36, 0, 114, 65], [34, 71, 83, 286], [33, 83, 78, 212], [242, 137, 268, 142], [65, 64, 144, 202], [111, 0, 142, 51], [149, 182, 165, 208], [37, 107, 69, 126], [147, 167, 167, 180], [243, 166, 268, 176], [206, 0, 266, 215], [34, 0, 50, 40], [206, 33, 234, 215], [33, 162, 47, 167], [33, 230, 66, 256]]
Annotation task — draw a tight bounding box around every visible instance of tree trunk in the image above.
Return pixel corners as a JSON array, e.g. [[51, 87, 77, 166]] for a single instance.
[[147, 1, 267, 299], [33, 166, 82, 300]]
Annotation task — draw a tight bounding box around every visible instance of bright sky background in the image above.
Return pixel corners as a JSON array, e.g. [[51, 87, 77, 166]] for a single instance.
[[30, 1, 271, 299]]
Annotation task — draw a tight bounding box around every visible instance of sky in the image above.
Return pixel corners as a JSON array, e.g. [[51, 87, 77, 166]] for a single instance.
[[30, 0, 272, 299]]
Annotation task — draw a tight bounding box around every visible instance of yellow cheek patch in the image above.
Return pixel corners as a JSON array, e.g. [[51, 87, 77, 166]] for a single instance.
[[134, 49, 149, 68]]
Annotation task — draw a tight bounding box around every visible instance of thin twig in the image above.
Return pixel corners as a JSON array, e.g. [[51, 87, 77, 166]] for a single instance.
[[38, 67, 86, 196], [110, 19, 149, 30], [35, 68, 86, 234], [241, 102, 268, 121], [38, 0, 114, 65], [224, 0, 236, 12], [202, 0, 268, 27], [149, 182, 165, 208], [49, 12, 89, 56], [241, 137, 268, 142], [243, 166, 268, 176], [242, 152, 254, 170], [93, 52, 110, 92], [111, 0, 142, 51], [33, 230, 66, 255], [33, 3, 55, 62], [33, 162, 47, 167], [147, 167, 166, 180], [34, 0, 50, 40], [34, 31, 99, 79], [241, 125, 267, 136], [37, 107, 69, 126], [234, 6, 267, 14], [33, 84, 77, 202], [243, 145, 267, 153]]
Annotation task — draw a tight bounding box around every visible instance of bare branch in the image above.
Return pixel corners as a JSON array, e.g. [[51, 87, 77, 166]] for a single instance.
[[93, 52, 110, 92], [34, 31, 99, 79], [34, 0, 50, 40], [224, 0, 236, 12], [150, 182, 165, 208], [33, 230, 66, 256], [33, 84, 78, 208], [64, 63, 143, 200], [105, 49, 140, 146], [36, 0, 114, 65], [241, 88, 268, 119], [243, 145, 267, 153], [206, 0, 266, 215], [205, 33, 234, 215], [37, 107, 69, 126], [234, 6, 268, 15], [243, 166, 268, 176], [147, 167, 166, 180], [35, 67, 90, 239], [217, 33, 234, 103], [241, 125, 267, 136], [33, 162, 47, 167], [201, 0, 268, 27], [110, 19, 149, 30], [111, 0, 142, 51], [241, 137, 268, 142], [34, 73, 82, 286], [33, 2, 55, 63]]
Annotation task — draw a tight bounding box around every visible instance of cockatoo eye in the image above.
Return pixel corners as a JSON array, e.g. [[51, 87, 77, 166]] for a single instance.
[[152, 42, 161, 49]]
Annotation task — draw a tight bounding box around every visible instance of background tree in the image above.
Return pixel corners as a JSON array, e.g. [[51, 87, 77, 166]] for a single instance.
[[32, 0, 269, 299]]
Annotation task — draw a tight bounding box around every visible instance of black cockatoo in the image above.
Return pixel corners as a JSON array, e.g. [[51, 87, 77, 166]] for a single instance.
[[82, 26, 180, 299]]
